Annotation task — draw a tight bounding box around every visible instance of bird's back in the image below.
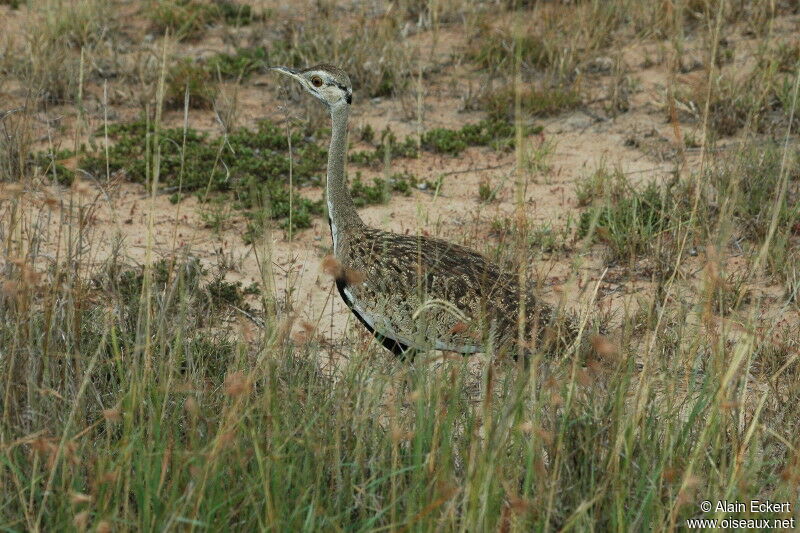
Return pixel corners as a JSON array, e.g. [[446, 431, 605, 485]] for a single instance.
[[333, 226, 569, 356]]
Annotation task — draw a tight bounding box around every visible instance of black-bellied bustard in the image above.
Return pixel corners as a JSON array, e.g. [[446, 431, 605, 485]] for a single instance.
[[271, 64, 575, 359]]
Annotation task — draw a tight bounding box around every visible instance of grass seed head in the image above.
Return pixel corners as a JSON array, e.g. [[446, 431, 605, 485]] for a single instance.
[[223, 371, 250, 397], [590, 334, 618, 360], [518, 421, 534, 434], [535, 428, 555, 446], [1, 280, 20, 298], [99, 471, 118, 485], [101, 408, 122, 423], [184, 396, 199, 417], [73, 510, 90, 531], [1, 183, 25, 198], [70, 492, 93, 505]]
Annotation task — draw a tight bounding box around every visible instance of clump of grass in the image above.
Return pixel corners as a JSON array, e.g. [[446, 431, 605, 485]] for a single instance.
[[523, 136, 556, 175], [706, 268, 752, 316], [269, 12, 409, 98], [149, 0, 211, 39], [0, 109, 33, 182], [680, 42, 800, 137], [483, 84, 581, 121], [490, 217, 573, 259], [165, 58, 217, 109], [578, 176, 671, 262], [40, 0, 115, 49], [12, 0, 115, 106], [214, 0, 254, 26], [466, 23, 553, 75], [148, 0, 255, 40], [34, 148, 78, 186], [478, 177, 498, 203], [464, 4, 630, 83], [701, 144, 799, 243], [690, 144, 800, 278], [575, 163, 628, 207], [206, 46, 268, 80]]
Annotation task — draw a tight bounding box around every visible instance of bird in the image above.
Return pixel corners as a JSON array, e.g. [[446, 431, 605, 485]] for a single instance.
[[270, 64, 576, 359]]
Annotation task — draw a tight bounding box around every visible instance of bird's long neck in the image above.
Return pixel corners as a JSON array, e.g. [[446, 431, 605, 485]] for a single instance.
[[327, 103, 362, 250]]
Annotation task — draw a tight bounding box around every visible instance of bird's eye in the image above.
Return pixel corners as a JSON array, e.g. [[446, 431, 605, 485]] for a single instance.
[[311, 76, 323, 88]]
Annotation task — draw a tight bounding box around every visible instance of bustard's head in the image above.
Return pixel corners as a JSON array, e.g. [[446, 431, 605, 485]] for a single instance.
[[270, 64, 352, 108]]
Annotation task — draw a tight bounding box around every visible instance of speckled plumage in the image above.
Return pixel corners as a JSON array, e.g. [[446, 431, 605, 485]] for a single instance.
[[333, 224, 572, 357], [273, 63, 574, 358]]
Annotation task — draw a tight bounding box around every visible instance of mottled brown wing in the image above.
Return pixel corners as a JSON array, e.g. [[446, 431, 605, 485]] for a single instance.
[[338, 228, 534, 353]]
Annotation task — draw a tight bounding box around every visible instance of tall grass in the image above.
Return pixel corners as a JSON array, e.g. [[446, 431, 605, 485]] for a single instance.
[[1, 0, 800, 530]]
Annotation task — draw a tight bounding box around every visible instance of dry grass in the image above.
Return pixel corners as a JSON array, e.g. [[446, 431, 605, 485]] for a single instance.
[[1, 0, 800, 530]]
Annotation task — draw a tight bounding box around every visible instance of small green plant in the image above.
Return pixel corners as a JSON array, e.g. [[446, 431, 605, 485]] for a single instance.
[[79, 118, 326, 236], [575, 164, 629, 207], [348, 171, 418, 205], [359, 123, 376, 144], [206, 47, 268, 80], [350, 127, 419, 166], [350, 173, 389, 207], [242, 182, 324, 240], [204, 276, 248, 311], [523, 137, 555, 175], [527, 222, 571, 254], [578, 181, 670, 261], [387, 172, 416, 195], [199, 197, 235, 233], [421, 118, 540, 155], [35, 149, 78, 186], [478, 178, 498, 203]]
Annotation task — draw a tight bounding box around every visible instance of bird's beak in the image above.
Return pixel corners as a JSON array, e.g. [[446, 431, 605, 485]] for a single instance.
[[269, 66, 302, 82]]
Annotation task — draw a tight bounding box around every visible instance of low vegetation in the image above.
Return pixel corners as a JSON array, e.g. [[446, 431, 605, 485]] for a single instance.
[[148, 0, 255, 40], [1, 0, 800, 529]]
